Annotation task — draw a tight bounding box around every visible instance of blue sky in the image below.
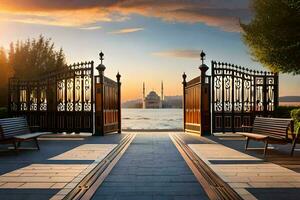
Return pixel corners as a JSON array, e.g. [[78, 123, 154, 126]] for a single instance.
[[0, 0, 299, 101]]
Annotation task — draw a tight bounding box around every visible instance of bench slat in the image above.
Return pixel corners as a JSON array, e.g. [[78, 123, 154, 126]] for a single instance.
[[238, 117, 296, 157], [238, 132, 268, 140], [0, 117, 52, 151], [0, 117, 31, 139], [251, 117, 291, 140]]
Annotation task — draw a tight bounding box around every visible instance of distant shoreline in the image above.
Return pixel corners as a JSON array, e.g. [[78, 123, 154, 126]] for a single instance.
[[122, 102, 300, 109], [122, 96, 300, 108], [279, 102, 300, 106], [122, 108, 182, 109], [122, 129, 183, 132]]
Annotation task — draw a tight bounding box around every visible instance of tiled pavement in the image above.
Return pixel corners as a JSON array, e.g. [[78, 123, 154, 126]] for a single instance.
[[92, 132, 209, 200], [0, 134, 125, 200], [2, 132, 299, 200], [179, 132, 300, 200]]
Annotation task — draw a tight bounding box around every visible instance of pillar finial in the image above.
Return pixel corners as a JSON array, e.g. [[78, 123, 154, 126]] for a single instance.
[[199, 51, 209, 82], [182, 72, 187, 85], [96, 51, 106, 74], [200, 50, 206, 65], [99, 51, 104, 64], [116, 71, 121, 82]]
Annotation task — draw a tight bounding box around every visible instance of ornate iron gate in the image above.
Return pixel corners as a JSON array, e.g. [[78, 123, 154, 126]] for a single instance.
[[9, 62, 94, 133], [211, 61, 279, 132], [8, 53, 121, 135]]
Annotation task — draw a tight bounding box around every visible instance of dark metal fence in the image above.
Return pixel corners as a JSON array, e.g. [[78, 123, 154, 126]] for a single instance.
[[211, 61, 279, 133], [183, 52, 279, 134], [8, 53, 121, 135]]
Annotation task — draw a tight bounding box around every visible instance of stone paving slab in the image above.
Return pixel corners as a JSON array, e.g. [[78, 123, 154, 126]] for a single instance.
[[186, 134, 300, 200], [0, 134, 125, 200], [92, 132, 209, 200], [49, 144, 115, 160], [0, 189, 59, 200]]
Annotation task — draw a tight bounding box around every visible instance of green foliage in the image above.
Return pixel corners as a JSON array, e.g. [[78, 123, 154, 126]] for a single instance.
[[0, 35, 67, 107], [8, 35, 67, 79], [291, 108, 300, 134], [275, 106, 300, 118], [0, 47, 11, 84], [240, 0, 300, 74], [0, 47, 12, 107]]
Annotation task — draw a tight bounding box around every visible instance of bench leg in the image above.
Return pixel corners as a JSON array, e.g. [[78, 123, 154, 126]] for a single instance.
[[291, 136, 298, 156], [13, 142, 17, 150], [263, 140, 268, 158], [34, 138, 40, 150], [245, 137, 250, 151], [13, 141, 19, 154]]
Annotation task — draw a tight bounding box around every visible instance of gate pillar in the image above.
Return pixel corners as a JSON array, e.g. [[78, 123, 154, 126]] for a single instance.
[[182, 73, 187, 131], [116, 72, 122, 134], [199, 51, 211, 135], [94, 52, 106, 136]]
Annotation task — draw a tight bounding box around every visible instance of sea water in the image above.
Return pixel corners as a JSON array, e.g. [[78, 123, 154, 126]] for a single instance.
[[122, 109, 183, 130]]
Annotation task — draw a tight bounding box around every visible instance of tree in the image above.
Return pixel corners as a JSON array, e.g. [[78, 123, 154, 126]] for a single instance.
[[8, 35, 67, 79], [0, 36, 67, 107], [240, 0, 300, 74], [0, 47, 12, 107]]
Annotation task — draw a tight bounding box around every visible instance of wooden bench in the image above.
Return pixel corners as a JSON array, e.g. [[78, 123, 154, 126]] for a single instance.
[[0, 117, 51, 151], [237, 117, 298, 157]]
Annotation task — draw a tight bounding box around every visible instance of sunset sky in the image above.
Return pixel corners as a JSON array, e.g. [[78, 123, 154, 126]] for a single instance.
[[0, 0, 299, 101]]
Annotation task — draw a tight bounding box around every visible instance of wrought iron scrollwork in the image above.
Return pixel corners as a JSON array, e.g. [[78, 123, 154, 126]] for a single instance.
[[83, 75, 92, 111], [29, 87, 38, 111], [57, 80, 65, 111], [212, 61, 278, 132], [75, 76, 82, 111], [20, 89, 27, 111], [40, 87, 47, 111], [66, 78, 74, 111], [8, 61, 96, 134]]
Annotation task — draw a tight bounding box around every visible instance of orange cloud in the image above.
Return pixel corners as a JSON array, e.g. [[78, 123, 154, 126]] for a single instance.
[[0, 0, 251, 31], [79, 26, 102, 30], [112, 0, 250, 32], [110, 27, 144, 34], [0, 8, 113, 27]]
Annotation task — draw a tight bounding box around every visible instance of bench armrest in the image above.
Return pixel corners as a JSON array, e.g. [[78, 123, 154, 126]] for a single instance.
[[242, 125, 253, 132]]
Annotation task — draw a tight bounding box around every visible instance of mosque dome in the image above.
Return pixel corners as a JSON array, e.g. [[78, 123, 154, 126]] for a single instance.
[[142, 82, 163, 109], [146, 91, 160, 100]]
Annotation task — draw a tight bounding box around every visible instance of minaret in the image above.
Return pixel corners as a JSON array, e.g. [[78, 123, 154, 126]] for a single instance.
[[143, 82, 145, 99], [160, 81, 164, 108], [161, 81, 164, 101], [143, 82, 145, 108]]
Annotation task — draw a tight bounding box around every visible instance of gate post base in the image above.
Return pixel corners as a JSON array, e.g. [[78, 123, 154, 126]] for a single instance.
[[93, 129, 104, 136]]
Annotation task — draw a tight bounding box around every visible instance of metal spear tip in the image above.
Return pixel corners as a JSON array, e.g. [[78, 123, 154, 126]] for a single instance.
[[200, 51, 206, 60], [116, 71, 121, 79], [99, 51, 104, 61], [96, 51, 106, 72]]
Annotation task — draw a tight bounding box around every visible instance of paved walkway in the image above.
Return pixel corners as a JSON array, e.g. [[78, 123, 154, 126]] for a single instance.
[[0, 134, 125, 200], [179, 132, 300, 200], [92, 132, 208, 200]]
